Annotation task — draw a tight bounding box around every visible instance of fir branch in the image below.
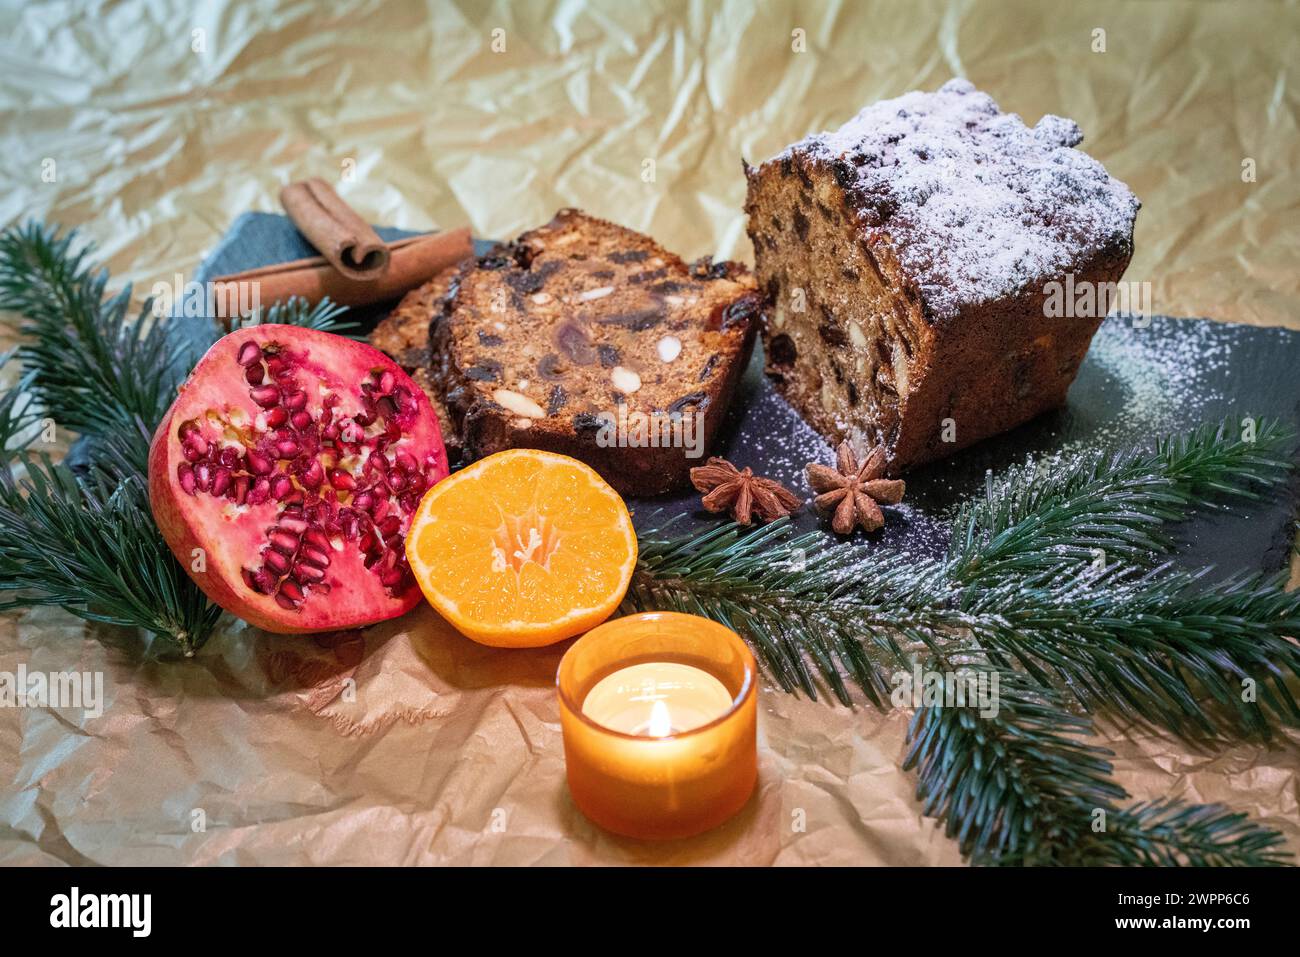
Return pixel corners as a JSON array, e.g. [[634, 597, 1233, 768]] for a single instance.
[[0, 453, 222, 654], [968, 566, 1300, 741], [903, 664, 1123, 864], [903, 664, 1290, 866], [0, 221, 223, 652], [0, 221, 186, 439], [1105, 799, 1292, 867], [947, 417, 1295, 585], [627, 518, 965, 706], [631, 499, 1300, 742]]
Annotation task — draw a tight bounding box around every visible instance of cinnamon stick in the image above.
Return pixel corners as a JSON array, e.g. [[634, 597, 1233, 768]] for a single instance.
[[279, 178, 391, 281], [209, 227, 472, 312]]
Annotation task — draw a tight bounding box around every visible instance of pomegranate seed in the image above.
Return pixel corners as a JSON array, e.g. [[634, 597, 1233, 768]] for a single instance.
[[383, 419, 402, 442], [380, 567, 405, 588], [265, 406, 289, 428], [371, 499, 390, 523], [248, 477, 271, 505], [237, 341, 263, 366], [241, 568, 259, 591], [247, 452, 273, 475], [300, 460, 324, 489], [212, 467, 233, 497], [275, 438, 299, 459], [321, 423, 341, 441], [377, 397, 398, 420], [300, 546, 332, 568], [400, 492, 420, 512], [353, 411, 374, 428], [182, 428, 208, 455], [177, 463, 197, 495], [329, 469, 356, 491], [233, 475, 250, 505], [278, 514, 308, 533], [218, 447, 239, 467], [250, 385, 280, 408], [263, 549, 291, 574], [274, 591, 298, 610], [181, 443, 203, 463], [379, 370, 396, 395], [269, 530, 300, 554], [283, 390, 308, 411], [271, 475, 294, 500], [195, 463, 213, 492], [386, 470, 406, 492], [283, 490, 305, 506], [291, 410, 312, 430], [378, 515, 402, 539], [352, 491, 374, 513], [294, 563, 326, 583], [302, 528, 331, 551], [358, 530, 380, 555], [395, 450, 419, 473], [279, 580, 304, 602], [244, 364, 265, 386], [266, 356, 286, 375], [324, 393, 341, 407]]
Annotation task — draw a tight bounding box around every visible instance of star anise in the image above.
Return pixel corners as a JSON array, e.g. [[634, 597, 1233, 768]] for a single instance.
[[806, 442, 905, 535], [689, 457, 802, 526]]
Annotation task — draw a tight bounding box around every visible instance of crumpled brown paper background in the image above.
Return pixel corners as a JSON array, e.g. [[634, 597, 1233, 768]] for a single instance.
[[1, 0, 1298, 865]]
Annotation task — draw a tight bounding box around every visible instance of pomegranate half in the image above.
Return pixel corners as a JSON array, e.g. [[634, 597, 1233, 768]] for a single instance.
[[149, 324, 449, 633]]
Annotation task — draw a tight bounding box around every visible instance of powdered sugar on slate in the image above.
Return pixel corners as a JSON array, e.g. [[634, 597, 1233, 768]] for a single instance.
[[1077, 315, 1232, 448], [778, 79, 1140, 321]]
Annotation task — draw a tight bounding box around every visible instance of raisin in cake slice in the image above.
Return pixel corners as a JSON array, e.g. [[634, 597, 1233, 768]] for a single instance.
[[430, 209, 760, 496], [745, 78, 1140, 473]]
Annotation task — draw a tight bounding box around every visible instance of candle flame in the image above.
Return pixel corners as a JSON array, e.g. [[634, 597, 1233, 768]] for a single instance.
[[647, 699, 673, 737]]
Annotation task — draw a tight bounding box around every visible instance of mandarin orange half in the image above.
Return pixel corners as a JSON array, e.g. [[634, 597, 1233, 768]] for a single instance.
[[405, 449, 638, 647]]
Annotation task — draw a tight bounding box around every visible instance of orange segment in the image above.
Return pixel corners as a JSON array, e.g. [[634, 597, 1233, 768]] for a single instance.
[[405, 450, 638, 647]]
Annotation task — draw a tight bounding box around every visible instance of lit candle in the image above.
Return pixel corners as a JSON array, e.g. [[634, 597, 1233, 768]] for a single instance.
[[582, 661, 734, 736], [557, 612, 758, 840]]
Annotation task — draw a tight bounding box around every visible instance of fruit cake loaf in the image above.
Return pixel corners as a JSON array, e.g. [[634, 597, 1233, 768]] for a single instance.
[[369, 264, 464, 462], [429, 209, 760, 496], [744, 79, 1140, 472]]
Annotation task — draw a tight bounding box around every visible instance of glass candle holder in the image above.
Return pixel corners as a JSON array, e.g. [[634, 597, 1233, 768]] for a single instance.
[[557, 611, 757, 840]]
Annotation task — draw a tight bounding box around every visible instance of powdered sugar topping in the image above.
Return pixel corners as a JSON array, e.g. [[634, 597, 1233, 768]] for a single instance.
[[779, 79, 1140, 321]]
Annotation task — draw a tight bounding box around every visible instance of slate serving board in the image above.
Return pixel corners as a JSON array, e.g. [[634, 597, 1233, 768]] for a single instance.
[[194, 212, 1300, 578]]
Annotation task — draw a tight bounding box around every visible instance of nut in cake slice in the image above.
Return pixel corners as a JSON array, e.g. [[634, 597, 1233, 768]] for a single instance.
[[430, 209, 760, 496], [745, 79, 1140, 472]]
